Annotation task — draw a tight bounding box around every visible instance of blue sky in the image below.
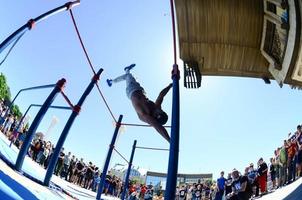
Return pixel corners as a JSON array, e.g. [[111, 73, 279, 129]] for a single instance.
[[1, 0, 302, 180]]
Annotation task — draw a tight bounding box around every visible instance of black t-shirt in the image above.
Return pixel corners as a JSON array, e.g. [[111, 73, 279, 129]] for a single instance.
[[68, 159, 75, 170], [204, 186, 210, 197], [195, 189, 202, 197], [10, 120, 17, 130], [105, 175, 111, 184], [258, 162, 268, 176], [225, 177, 233, 195], [231, 176, 252, 195], [270, 164, 276, 175], [86, 165, 93, 176], [179, 189, 186, 198], [191, 187, 196, 196], [111, 180, 117, 188], [58, 151, 65, 163], [70, 159, 76, 167], [76, 162, 84, 171]]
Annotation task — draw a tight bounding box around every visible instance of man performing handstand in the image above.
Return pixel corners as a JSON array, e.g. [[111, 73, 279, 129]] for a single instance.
[[106, 64, 172, 142]]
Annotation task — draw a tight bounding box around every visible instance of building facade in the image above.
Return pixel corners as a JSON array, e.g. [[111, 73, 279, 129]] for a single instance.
[[145, 171, 213, 191]]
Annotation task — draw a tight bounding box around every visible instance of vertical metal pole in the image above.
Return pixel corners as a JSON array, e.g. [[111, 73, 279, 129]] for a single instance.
[[165, 64, 180, 199], [15, 79, 66, 171], [44, 68, 103, 186], [96, 115, 123, 200], [121, 140, 137, 200]]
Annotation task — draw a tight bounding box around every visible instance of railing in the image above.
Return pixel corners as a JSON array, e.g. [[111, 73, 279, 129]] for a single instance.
[[183, 60, 202, 89]]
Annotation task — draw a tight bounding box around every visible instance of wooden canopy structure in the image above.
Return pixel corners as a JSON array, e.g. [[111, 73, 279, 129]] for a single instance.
[[175, 0, 302, 88]]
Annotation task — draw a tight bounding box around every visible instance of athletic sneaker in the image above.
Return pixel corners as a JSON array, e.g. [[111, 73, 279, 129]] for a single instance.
[[124, 64, 136, 72], [106, 79, 112, 87]]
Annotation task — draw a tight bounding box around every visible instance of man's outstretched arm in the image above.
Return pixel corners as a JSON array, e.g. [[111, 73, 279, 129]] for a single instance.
[[139, 114, 170, 143], [155, 83, 173, 107]]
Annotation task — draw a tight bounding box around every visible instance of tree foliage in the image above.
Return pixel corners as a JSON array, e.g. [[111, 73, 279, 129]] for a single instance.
[[0, 73, 11, 102], [0, 73, 22, 117], [12, 104, 22, 118]]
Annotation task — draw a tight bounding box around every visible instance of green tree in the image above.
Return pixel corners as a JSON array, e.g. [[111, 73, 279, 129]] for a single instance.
[[0, 73, 22, 118], [0, 73, 11, 101], [12, 104, 22, 118]]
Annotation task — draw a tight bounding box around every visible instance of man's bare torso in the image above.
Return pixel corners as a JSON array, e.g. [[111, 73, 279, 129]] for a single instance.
[[130, 90, 157, 120]]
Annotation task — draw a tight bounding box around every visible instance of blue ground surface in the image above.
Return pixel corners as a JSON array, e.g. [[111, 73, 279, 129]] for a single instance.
[[0, 133, 119, 200]]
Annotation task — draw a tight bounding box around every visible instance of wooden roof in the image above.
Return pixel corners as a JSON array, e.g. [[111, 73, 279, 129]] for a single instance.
[[175, 0, 272, 79]]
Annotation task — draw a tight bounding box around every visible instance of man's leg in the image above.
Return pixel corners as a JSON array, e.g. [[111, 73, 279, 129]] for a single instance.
[[107, 64, 135, 86], [110, 72, 137, 85], [293, 155, 297, 181], [111, 73, 128, 84]]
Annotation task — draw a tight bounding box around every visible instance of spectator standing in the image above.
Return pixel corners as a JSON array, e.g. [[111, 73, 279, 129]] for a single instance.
[[194, 184, 202, 200], [67, 155, 76, 182], [104, 173, 112, 195], [92, 170, 100, 192], [279, 141, 288, 186], [39, 142, 50, 167], [257, 158, 268, 195], [140, 184, 147, 199], [286, 139, 297, 183], [55, 147, 65, 176], [62, 152, 71, 178], [227, 169, 252, 200], [32, 137, 43, 162], [144, 185, 153, 200], [44, 146, 54, 168], [274, 149, 280, 188], [2, 114, 14, 135], [214, 171, 226, 200], [225, 173, 233, 197], [178, 185, 187, 200], [247, 163, 259, 197], [297, 125, 302, 177], [84, 162, 94, 189], [269, 158, 277, 189], [186, 185, 193, 200]]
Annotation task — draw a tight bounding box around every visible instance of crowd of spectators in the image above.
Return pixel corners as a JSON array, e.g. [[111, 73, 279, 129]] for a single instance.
[[211, 124, 302, 200], [173, 124, 302, 200], [2, 99, 302, 200], [175, 181, 215, 200], [0, 100, 156, 199], [0, 100, 24, 143]]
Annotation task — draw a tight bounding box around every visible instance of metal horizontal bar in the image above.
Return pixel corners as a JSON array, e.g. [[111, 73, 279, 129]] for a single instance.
[[136, 146, 169, 151], [31, 104, 72, 110], [121, 122, 171, 128], [20, 84, 56, 92]]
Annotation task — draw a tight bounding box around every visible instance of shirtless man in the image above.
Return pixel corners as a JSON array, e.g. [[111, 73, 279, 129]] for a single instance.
[[106, 64, 172, 142]]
